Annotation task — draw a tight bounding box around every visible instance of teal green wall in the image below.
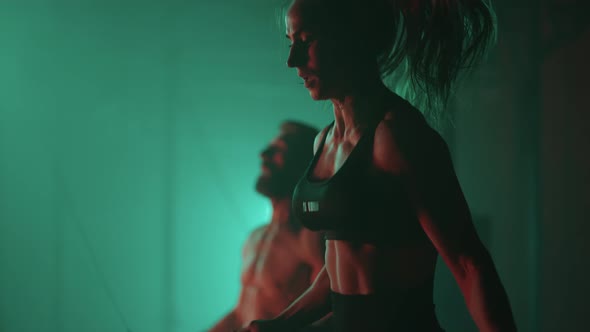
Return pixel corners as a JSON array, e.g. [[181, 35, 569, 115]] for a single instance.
[[0, 1, 329, 331]]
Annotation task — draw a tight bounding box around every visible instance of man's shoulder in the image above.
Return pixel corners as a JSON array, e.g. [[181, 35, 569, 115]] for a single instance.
[[251, 224, 268, 236], [245, 224, 268, 244], [241, 224, 268, 256]]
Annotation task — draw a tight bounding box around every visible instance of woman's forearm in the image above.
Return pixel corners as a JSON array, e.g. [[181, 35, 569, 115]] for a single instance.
[[274, 265, 332, 328], [460, 254, 517, 332]]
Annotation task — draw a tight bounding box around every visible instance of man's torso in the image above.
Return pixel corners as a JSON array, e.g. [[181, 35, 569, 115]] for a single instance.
[[237, 223, 316, 322]]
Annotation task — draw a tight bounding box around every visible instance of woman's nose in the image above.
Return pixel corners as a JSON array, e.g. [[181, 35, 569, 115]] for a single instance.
[[287, 44, 304, 68]]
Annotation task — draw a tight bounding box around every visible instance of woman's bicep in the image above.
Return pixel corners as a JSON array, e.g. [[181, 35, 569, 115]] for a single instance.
[[407, 136, 488, 278]]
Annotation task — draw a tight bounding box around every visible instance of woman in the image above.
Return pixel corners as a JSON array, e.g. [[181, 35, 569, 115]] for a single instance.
[[240, 0, 517, 331]]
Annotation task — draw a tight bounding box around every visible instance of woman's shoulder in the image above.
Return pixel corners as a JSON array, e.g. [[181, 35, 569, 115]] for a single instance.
[[374, 105, 449, 172]]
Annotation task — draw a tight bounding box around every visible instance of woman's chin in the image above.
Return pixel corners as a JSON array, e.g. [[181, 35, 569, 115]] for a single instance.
[[308, 88, 328, 101]]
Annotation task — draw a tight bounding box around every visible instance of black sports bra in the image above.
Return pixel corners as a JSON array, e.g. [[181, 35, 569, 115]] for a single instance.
[[292, 114, 431, 246]]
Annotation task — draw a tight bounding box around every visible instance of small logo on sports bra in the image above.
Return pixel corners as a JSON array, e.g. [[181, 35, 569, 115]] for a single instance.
[[302, 201, 319, 212]]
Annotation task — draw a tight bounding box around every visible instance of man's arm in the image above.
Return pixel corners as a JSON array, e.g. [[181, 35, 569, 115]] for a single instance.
[[208, 226, 266, 331]]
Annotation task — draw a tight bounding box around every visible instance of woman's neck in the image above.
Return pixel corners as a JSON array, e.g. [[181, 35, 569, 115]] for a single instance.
[[330, 79, 391, 141]]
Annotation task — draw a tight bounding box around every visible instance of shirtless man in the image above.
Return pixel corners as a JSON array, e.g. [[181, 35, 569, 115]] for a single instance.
[[207, 121, 327, 332]]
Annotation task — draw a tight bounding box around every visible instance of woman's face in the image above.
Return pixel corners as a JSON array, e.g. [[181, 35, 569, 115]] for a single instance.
[[285, 0, 357, 100]]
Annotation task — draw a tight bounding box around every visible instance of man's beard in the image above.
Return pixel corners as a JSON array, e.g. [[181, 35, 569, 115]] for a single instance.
[[255, 171, 299, 199]]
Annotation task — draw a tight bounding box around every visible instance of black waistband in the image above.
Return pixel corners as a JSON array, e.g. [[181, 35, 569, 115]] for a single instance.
[[328, 282, 444, 332]]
